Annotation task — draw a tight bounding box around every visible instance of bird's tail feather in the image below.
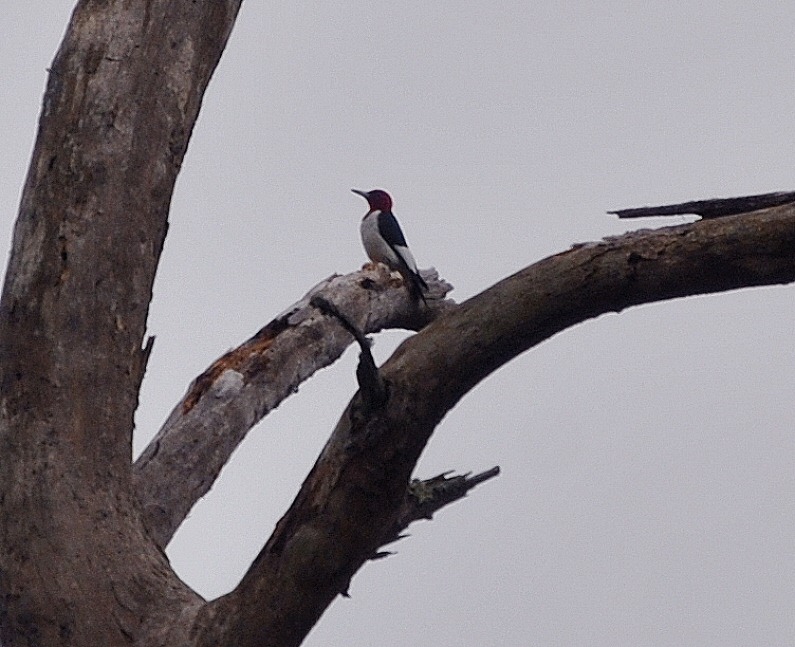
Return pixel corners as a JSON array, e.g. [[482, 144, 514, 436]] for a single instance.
[[405, 270, 428, 306]]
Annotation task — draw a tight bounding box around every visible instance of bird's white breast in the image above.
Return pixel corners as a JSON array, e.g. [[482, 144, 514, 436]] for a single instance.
[[360, 211, 400, 268]]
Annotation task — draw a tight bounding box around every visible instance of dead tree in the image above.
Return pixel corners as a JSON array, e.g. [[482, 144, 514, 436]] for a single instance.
[[1, 3, 794, 647]]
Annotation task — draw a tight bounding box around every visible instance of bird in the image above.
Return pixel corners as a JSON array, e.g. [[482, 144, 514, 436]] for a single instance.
[[352, 188, 428, 304]]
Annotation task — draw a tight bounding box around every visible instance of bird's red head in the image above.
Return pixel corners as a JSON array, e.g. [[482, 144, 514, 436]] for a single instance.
[[352, 188, 393, 212]]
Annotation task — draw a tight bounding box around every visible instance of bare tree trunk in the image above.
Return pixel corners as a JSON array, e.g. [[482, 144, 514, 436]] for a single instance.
[[1, 3, 794, 647], [0, 1, 241, 645]]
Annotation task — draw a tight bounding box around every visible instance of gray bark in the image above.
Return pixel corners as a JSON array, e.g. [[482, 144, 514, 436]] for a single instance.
[[1, 2, 794, 647], [0, 1, 242, 645]]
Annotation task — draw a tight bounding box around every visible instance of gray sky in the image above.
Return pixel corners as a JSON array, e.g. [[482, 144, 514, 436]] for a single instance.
[[3, 2, 795, 645]]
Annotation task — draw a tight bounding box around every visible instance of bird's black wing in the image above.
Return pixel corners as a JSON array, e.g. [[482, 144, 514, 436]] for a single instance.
[[378, 211, 427, 302], [377, 211, 409, 248]]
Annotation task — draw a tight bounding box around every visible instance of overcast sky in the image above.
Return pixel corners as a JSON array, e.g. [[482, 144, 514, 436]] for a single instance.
[[3, 2, 795, 646]]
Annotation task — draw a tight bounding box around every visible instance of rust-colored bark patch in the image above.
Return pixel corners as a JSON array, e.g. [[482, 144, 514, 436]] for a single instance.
[[181, 317, 290, 414]]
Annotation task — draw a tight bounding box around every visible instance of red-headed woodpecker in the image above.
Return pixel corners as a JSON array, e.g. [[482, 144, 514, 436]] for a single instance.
[[352, 188, 428, 304]]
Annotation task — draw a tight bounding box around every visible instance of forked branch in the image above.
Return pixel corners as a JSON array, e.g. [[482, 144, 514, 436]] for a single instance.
[[134, 266, 453, 547], [191, 200, 795, 647]]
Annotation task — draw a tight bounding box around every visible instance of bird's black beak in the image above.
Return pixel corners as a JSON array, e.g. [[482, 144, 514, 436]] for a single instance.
[[351, 188, 368, 199]]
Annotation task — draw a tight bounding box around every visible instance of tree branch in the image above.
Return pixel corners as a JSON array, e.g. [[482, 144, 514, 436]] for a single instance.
[[376, 467, 502, 555], [609, 190, 795, 219], [310, 294, 388, 411], [331, 468, 502, 593], [194, 201, 795, 647], [134, 265, 453, 548]]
